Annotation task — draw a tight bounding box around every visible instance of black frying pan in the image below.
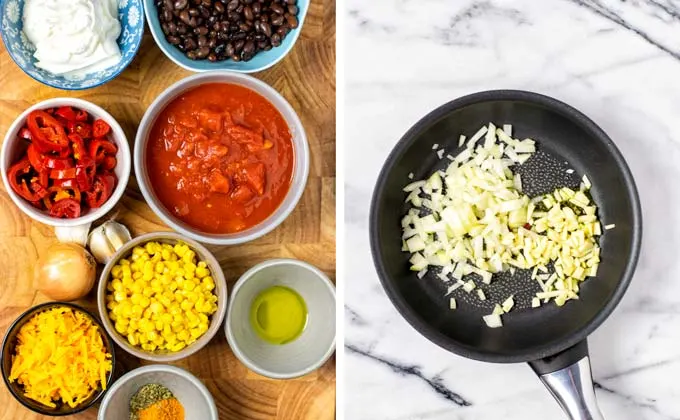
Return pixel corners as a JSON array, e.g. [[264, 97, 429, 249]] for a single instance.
[[370, 90, 642, 419]]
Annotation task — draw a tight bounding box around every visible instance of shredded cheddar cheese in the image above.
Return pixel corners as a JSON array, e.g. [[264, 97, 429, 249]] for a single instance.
[[8, 307, 112, 408]]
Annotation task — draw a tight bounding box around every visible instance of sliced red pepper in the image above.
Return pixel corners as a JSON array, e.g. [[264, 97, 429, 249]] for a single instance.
[[49, 167, 77, 180], [44, 156, 73, 170], [48, 198, 81, 219], [19, 128, 32, 141], [68, 133, 88, 161], [89, 139, 117, 163], [100, 156, 117, 171], [38, 169, 49, 188], [53, 178, 78, 189], [55, 106, 77, 121], [92, 119, 111, 138], [27, 144, 46, 172], [75, 110, 88, 122], [26, 110, 69, 152], [67, 121, 92, 139], [85, 173, 116, 208], [47, 185, 81, 203], [7, 158, 48, 201], [75, 159, 96, 191]]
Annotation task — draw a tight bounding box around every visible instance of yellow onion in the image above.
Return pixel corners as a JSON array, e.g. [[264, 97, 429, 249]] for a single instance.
[[35, 243, 97, 301]]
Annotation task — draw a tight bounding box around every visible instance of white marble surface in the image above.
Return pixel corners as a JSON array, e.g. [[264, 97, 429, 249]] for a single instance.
[[343, 1, 680, 419]]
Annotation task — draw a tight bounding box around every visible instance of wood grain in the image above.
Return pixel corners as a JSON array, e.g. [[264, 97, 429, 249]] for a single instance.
[[0, 0, 336, 417]]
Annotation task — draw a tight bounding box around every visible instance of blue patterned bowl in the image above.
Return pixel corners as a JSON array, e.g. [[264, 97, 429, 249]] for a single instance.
[[143, 0, 309, 73], [0, 0, 144, 90]]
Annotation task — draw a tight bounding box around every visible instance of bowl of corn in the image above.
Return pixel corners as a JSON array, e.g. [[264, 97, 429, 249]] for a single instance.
[[97, 232, 228, 362]]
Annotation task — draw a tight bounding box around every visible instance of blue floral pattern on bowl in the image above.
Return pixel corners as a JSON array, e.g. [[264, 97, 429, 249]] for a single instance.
[[0, 0, 144, 90]]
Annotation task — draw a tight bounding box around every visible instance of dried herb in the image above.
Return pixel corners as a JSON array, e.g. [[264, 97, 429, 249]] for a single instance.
[[130, 383, 174, 420]]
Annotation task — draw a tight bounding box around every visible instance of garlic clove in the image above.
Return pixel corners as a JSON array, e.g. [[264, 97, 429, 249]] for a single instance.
[[55, 223, 91, 246], [88, 221, 132, 264]]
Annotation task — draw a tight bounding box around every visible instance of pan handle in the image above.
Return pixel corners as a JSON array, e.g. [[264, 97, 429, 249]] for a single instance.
[[528, 341, 604, 420]]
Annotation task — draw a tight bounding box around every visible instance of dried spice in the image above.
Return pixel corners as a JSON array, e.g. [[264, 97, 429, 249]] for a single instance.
[[129, 383, 177, 420], [138, 397, 184, 420]]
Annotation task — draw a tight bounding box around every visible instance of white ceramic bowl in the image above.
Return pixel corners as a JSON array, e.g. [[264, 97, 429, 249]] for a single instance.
[[0, 98, 131, 228], [226, 259, 336, 379], [97, 365, 218, 420], [134, 71, 309, 245], [97, 232, 228, 363]]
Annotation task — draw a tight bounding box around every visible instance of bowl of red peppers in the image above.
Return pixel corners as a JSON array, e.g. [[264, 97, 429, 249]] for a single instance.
[[1, 98, 131, 227]]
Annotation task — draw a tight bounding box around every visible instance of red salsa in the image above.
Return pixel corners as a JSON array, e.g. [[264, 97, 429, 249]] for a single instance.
[[147, 83, 294, 233]]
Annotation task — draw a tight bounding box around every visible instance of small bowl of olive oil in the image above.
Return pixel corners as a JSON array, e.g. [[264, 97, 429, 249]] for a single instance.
[[225, 259, 336, 379]]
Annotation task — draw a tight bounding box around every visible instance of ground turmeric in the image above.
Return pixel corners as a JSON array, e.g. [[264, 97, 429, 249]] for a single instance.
[[137, 397, 184, 420]]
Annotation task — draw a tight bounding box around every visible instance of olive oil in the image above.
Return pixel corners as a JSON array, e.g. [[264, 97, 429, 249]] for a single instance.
[[249, 286, 308, 345]]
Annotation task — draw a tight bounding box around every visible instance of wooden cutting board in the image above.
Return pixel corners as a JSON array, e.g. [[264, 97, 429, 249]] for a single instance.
[[0, 0, 336, 418]]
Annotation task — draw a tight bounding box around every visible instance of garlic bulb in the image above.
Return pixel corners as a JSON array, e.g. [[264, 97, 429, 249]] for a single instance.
[[88, 221, 132, 264], [54, 223, 91, 246]]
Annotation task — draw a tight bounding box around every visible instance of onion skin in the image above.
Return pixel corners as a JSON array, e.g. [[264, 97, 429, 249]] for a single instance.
[[35, 243, 97, 301]]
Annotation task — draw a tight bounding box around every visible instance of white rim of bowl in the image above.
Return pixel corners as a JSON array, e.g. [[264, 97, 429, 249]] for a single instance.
[[134, 71, 309, 245], [97, 364, 218, 420], [142, 1, 309, 73], [0, 98, 131, 227], [225, 258, 337, 379], [97, 232, 229, 362]]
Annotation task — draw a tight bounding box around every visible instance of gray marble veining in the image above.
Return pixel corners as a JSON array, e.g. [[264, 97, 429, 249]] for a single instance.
[[344, 1, 680, 419]]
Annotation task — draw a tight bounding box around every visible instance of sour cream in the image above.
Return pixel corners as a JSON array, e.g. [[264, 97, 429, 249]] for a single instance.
[[23, 0, 122, 78]]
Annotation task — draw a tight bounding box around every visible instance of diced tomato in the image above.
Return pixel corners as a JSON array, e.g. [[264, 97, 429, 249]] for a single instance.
[[240, 163, 265, 195], [208, 170, 230, 194], [231, 185, 255, 203]]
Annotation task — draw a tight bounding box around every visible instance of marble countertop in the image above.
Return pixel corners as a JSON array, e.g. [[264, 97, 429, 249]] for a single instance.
[[344, 1, 680, 419]]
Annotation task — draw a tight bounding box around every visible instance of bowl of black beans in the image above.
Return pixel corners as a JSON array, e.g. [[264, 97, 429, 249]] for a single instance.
[[146, 0, 308, 72]]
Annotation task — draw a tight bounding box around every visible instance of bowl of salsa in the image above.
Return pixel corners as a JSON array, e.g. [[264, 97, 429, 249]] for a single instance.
[[134, 71, 309, 245]]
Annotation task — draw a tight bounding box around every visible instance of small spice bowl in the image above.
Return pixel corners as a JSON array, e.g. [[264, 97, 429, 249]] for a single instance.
[[97, 232, 228, 362], [97, 365, 218, 420], [1, 302, 116, 416]]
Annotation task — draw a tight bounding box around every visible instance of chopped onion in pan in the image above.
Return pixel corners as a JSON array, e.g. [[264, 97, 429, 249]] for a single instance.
[[401, 122, 606, 327]]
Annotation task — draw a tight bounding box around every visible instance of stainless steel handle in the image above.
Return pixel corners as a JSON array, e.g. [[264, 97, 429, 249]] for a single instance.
[[538, 357, 604, 420]]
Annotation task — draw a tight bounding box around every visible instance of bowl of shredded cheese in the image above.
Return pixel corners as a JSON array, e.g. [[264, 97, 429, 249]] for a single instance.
[[1, 302, 115, 416]]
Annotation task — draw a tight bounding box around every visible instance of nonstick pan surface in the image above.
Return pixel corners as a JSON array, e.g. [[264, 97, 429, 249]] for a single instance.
[[370, 90, 642, 365]]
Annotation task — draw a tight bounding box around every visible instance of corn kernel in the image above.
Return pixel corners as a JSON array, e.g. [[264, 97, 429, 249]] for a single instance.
[[114, 291, 126, 302]]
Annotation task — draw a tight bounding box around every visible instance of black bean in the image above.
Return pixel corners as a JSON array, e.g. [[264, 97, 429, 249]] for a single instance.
[[208, 53, 217, 61], [287, 4, 297, 14], [260, 22, 271, 37], [167, 35, 181, 45], [214, 1, 224, 13], [162, 9, 172, 21], [243, 40, 255, 54], [162, 23, 170, 35], [271, 32, 281, 46], [227, 0, 238, 11], [194, 26, 208, 35], [236, 5, 244, 13], [197, 46, 210, 58], [168, 21, 177, 33], [231, 54, 241, 62], [202, 0, 212, 6], [174, 0, 188, 9], [177, 23, 188, 34], [285, 14, 298, 28], [252, 2, 260, 15], [232, 31, 246, 40], [264, 44, 271, 51], [257, 39, 268, 49], [198, 35, 208, 47], [276, 25, 288, 36], [164, 0, 174, 10], [285, 0, 295, 4], [253, 20, 261, 33], [254, 33, 265, 41], [185, 37, 198, 50], [270, 3, 284, 14], [208, 37, 217, 48], [238, 22, 250, 31], [188, 7, 199, 16], [225, 43, 235, 56], [242, 0, 252, 4], [187, 50, 198, 59], [243, 5, 253, 21], [179, 10, 191, 24], [271, 14, 284, 26], [234, 39, 245, 51]]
